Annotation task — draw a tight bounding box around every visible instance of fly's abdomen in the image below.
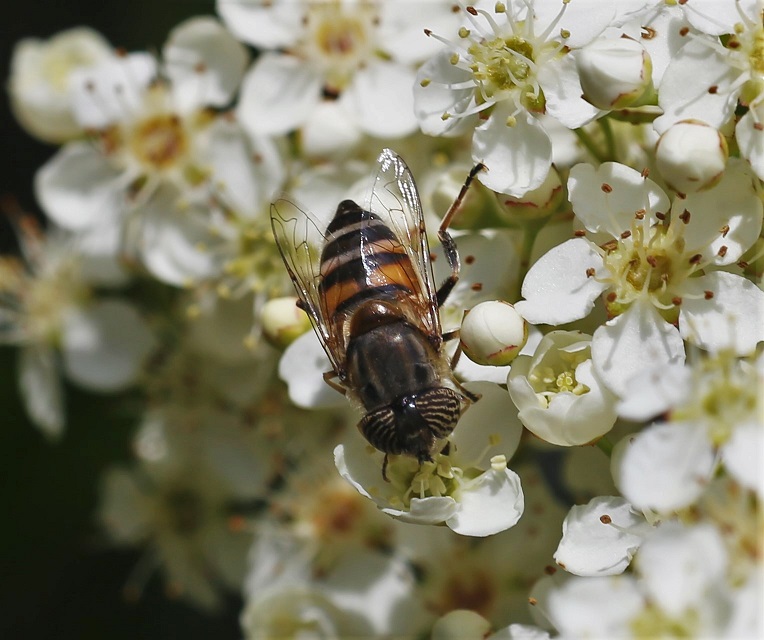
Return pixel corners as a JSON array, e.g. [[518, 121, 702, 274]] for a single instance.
[[319, 200, 420, 322]]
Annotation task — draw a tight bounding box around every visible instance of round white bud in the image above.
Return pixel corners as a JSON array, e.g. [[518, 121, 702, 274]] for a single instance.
[[261, 296, 312, 348], [655, 120, 729, 194], [496, 164, 564, 220], [460, 300, 527, 366], [431, 610, 492, 640], [576, 36, 653, 110]]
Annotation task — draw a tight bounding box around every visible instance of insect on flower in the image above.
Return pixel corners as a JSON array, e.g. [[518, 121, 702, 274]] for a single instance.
[[271, 149, 483, 479]]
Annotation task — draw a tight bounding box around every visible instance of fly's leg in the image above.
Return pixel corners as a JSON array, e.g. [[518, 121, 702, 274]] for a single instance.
[[323, 370, 347, 395], [436, 162, 487, 307]]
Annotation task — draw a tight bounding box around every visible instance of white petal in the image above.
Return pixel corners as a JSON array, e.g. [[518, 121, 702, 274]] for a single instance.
[[8, 28, 113, 143], [278, 330, 346, 409], [721, 420, 764, 498], [205, 117, 284, 218], [568, 162, 671, 236], [679, 271, 764, 356], [654, 37, 739, 133], [450, 381, 523, 469], [18, 345, 65, 439], [680, 0, 757, 36], [137, 185, 221, 286], [215, 0, 300, 48], [547, 575, 643, 637], [591, 300, 685, 397], [616, 361, 691, 421], [473, 107, 552, 197], [34, 142, 125, 230], [377, 1, 462, 64], [736, 104, 764, 181], [70, 52, 156, 129], [614, 421, 715, 512], [445, 466, 524, 537], [237, 53, 321, 135], [554, 496, 647, 577], [163, 17, 250, 113], [636, 522, 727, 616], [538, 55, 602, 129], [61, 299, 156, 391], [679, 158, 763, 265], [516, 238, 607, 325], [342, 61, 418, 138], [413, 49, 478, 137]]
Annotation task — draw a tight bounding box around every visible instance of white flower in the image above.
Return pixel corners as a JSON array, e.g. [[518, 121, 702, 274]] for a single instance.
[[100, 409, 269, 611], [613, 351, 764, 511], [654, 1, 764, 179], [507, 330, 618, 445], [225, 0, 457, 138], [8, 27, 113, 142], [460, 300, 527, 366], [545, 523, 738, 639], [414, 0, 613, 196], [516, 159, 764, 395], [33, 20, 272, 283], [335, 382, 524, 537], [0, 218, 154, 437], [553, 496, 651, 577]]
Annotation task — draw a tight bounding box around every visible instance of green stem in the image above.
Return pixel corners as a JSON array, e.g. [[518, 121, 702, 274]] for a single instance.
[[599, 117, 616, 162], [595, 436, 614, 457], [573, 127, 607, 164]]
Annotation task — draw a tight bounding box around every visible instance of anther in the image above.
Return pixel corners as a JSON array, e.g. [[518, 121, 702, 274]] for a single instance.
[[599, 514, 612, 524], [424, 28, 432, 36], [544, 565, 557, 575], [466, 5, 478, 15], [679, 209, 691, 224], [655, 211, 666, 221], [420, 78, 431, 87], [679, 26, 690, 36], [601, 183, 613, 193], [635, 209, 645, 219], [471, 282, 483, 291], [574, 229, 586, 237], [755, 123, 764, 131], [528, 597, 538, 606], [646, 255, 657, 268], [585, 267, 595, 277], [458, 27, 470, 38], [717, 245, 728, 258], [720, 224, 730, 237], [620, 230, 631, 239], [704, 290, 714, 300], [606, 292, 617, 303], [641, 167, 650, 178], [708, 85, 718, 94], [465, 255, 476, 264], [641, 26, 656, 39], [689, 253, 702, 265], [672, 296, 682, 306]]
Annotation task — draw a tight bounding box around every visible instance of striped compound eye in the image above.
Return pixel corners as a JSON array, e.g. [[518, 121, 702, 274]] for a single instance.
[[357, 387, 465, 459]]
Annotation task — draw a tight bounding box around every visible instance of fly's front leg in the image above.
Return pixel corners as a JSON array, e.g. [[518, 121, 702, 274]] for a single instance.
[[436, 162, 486, 308], [323, 370, 347, 395]]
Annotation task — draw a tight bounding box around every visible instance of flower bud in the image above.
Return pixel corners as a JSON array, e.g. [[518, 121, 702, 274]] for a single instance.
[[261, 296, 312, 348], [655, 120, 728, 194], [576, 37, 654, 110], [460, 300, 527, 366], [432, 610, 492, 640], [496, 165, 565, 221]]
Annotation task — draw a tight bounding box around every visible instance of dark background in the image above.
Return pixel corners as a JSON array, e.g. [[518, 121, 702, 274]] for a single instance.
[[1, 2, 243, 637]]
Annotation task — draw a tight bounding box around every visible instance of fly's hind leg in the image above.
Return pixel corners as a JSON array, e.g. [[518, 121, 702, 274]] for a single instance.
[[436, 162, 487, 307]]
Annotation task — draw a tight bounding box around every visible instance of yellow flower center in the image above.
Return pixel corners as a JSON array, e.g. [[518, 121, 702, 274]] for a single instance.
[[131, 114, 188, 170]]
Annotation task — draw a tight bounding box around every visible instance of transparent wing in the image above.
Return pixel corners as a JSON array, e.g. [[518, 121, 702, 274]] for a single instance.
[[366, 148, 441, 336], [270, 197, 344, 375]]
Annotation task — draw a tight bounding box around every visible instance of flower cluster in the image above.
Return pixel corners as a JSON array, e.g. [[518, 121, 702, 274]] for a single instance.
[[4, 0, 762, 637]]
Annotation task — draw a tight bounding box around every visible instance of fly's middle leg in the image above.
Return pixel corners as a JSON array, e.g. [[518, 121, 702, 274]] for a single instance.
[[435, 162, 487, 307]]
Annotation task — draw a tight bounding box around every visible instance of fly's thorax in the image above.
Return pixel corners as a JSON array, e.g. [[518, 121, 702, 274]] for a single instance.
[[346, 314, 443, 412]]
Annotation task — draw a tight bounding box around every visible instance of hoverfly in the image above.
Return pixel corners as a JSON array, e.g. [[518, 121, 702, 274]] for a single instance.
[[271, 149, 483, 478]]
